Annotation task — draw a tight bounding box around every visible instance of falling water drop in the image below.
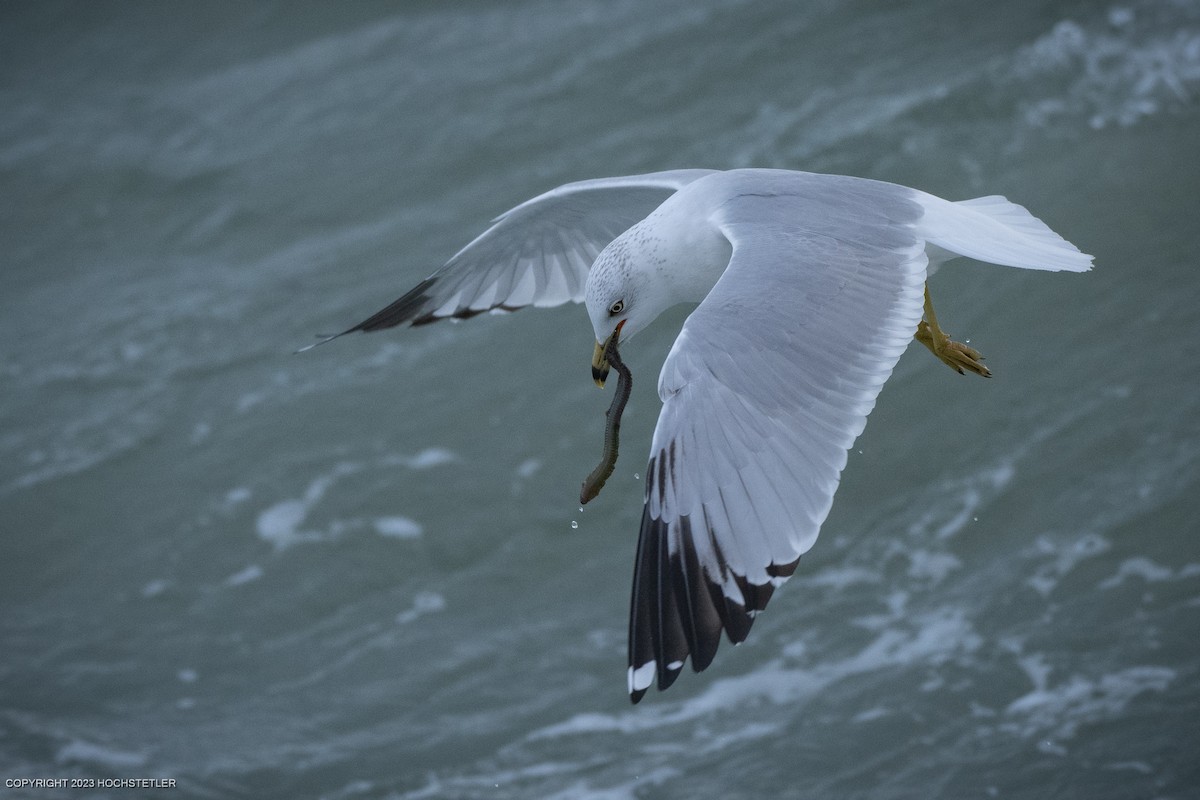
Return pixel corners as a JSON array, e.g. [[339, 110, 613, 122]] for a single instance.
[[571, 520, 578, 529]]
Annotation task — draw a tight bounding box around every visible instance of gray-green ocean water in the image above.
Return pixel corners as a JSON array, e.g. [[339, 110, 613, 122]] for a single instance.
[[3, 1, 1199, 797]]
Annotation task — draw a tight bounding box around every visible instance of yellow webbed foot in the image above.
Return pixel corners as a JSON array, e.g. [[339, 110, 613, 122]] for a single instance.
[[915, 320, 991, 378]]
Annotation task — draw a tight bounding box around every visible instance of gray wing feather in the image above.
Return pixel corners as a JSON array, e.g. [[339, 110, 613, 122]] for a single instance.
[[309, 170, 717, 347], [628, 175, 930, 701]]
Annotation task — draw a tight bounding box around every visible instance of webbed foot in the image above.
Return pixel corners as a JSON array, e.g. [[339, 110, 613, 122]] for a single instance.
[[915, 320, 991, 377], [915, 284, 992, 378]]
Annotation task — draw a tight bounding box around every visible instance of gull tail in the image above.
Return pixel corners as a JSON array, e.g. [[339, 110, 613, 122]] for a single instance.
[[916, 192, 1094, 273]]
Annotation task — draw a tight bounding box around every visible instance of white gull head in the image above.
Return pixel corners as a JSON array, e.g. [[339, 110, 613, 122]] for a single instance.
[[584, 183, 734, 350]]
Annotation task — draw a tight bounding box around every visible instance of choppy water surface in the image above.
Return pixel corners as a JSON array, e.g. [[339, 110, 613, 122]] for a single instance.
[[3, 1, 1199, 797]]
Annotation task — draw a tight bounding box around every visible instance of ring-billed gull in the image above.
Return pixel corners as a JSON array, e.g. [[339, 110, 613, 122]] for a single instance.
[[311, 169, 1092, 702]]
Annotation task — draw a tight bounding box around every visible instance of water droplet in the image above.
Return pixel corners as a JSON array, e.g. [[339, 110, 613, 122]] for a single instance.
[[571, 520, 578, 529], [578, 506, 584, 513], [634, 473, 640, 480]]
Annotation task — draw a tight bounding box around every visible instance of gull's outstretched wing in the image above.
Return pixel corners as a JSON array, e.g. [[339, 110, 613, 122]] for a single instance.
[[311, 170, 716, 347], [628, 175, 929, 701]]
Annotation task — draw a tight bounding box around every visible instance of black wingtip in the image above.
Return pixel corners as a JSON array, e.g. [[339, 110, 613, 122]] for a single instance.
[[658, 663, 684, 692], [295, 276, 442, 353], [766, 558, 801, 579], [355, 277, 440, 332]]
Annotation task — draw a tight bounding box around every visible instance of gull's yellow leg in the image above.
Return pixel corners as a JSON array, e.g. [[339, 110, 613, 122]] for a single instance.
[[914, 284, 991, 378]]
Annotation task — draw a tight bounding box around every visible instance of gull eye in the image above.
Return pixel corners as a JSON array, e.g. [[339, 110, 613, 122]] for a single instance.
[[608, 300, 625, 316]]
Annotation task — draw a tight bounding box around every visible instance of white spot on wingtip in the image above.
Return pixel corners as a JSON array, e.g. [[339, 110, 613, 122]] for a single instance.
[[629, 661, 656, 693]]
